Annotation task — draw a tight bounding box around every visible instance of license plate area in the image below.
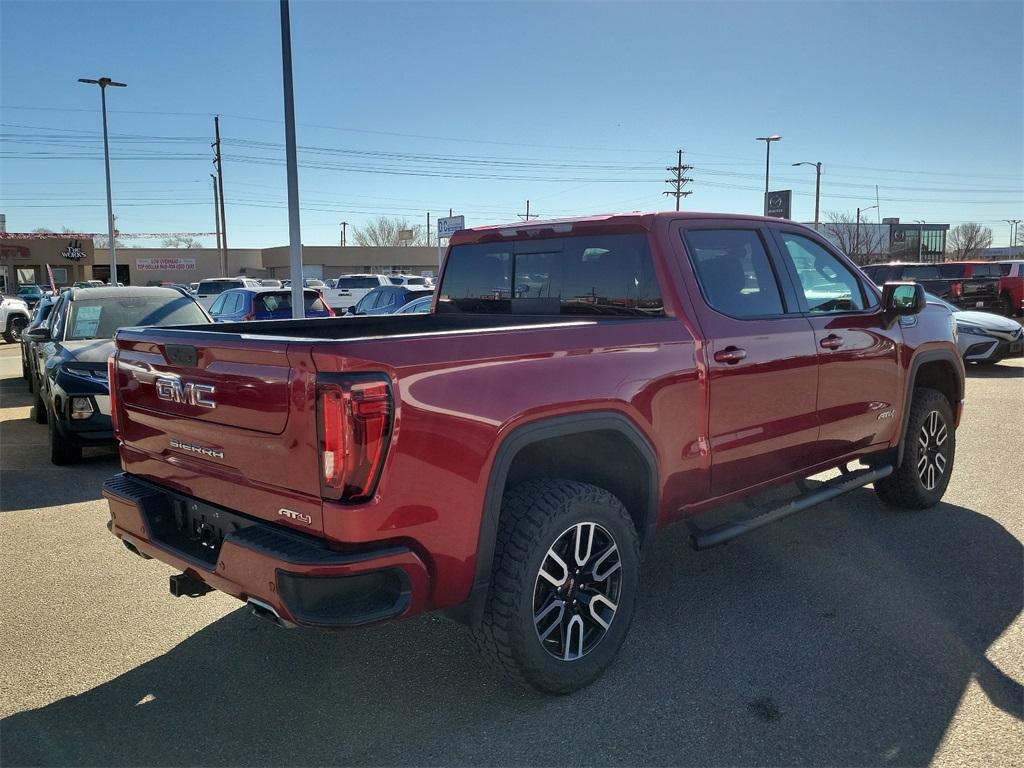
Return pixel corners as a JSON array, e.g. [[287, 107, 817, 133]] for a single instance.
[[142, 491, 256, 567]]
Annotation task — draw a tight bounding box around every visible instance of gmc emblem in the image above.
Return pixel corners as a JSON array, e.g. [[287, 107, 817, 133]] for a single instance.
[[155, 377, 216, 409]]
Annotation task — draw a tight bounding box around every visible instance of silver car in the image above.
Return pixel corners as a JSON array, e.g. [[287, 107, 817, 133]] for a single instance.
[[927, 293, 1024, 365]]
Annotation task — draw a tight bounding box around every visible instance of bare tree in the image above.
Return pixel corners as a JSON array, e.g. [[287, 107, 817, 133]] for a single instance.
[[351, 216, 428, 247], [947, 223, 993, 259], [161, 235, 203, 248], [819, 211, 888, 265]]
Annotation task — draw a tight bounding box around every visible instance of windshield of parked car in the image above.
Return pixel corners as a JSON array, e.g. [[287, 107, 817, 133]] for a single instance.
[[65, 296, 209, 340], [438, 234, 664, 316]]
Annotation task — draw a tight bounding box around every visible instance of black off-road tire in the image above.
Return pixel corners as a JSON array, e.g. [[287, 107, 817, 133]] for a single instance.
[[999, 294, 1014, 318], [875, 387, 954, 509], [470, 479, 641, 694], [31, 382, 48, 424], [48, 407, 82, 465], [3, 316, 28, 344]]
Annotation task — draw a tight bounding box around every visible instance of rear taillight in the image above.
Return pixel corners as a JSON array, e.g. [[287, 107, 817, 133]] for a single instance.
[[950, 281, 963, 298], [318, 376, 392, 501], [107, 355, 120, 441]]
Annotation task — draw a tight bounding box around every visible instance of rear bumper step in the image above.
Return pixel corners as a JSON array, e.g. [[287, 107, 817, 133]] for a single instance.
[[103, 473, 431, 628], [688, 465, 894, 550]]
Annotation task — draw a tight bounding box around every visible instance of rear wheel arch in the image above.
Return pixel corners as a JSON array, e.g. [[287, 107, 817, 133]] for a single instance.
[[461, 412, 659, 626]]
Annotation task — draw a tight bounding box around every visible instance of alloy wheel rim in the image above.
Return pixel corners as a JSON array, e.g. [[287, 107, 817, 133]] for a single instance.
[[917, 410, 949, 491], [533, 521, 622, 662]]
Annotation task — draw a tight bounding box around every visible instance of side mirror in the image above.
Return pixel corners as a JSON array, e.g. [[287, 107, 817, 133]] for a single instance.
[[882, 281, 925, 323], [24, 326, 50, 342]]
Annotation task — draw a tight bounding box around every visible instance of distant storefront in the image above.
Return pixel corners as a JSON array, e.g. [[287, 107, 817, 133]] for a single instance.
[[1, 236, 438, 294], [887, 221, 949, 264], [0, 236, 96, 293]]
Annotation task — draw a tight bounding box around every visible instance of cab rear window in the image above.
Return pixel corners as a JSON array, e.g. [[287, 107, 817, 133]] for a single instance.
[[336, 277, 381, 289], [438, 234, 664, 316]]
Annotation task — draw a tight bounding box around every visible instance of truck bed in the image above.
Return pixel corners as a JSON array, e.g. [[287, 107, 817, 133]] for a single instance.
[[147, 312, 596, 342]]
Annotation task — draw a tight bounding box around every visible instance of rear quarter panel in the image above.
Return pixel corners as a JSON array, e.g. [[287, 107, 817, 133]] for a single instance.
[[310, 316, 703, 610]]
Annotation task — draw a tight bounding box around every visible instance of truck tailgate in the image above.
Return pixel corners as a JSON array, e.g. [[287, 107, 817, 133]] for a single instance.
[[112, 330, 324, 532]]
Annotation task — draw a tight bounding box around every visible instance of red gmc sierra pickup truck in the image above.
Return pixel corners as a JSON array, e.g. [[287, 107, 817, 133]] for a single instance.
[[103, 212, 964, 693]]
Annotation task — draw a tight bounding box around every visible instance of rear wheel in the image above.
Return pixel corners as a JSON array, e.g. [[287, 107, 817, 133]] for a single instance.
[[471, 479, 640, 694], [875, 387, 954, 509]]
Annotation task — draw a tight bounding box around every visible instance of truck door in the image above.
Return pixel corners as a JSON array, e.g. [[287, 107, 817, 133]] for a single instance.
[[769, 227, 902, 461], [674, 223, 820, 497]]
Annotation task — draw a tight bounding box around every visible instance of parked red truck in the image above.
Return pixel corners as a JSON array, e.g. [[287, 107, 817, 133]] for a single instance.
[[103, 212, 964, 693]]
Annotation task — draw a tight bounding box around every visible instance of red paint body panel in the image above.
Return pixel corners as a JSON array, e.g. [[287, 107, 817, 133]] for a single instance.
[[106, 211, 964, 621]]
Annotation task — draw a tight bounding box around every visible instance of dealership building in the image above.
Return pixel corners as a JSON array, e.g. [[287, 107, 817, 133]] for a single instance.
[[0, 233, 442, 292]]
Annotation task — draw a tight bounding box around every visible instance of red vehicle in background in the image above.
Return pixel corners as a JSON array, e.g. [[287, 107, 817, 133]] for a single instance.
[[861, 261, 1003, 312], [103, 212, 964, 693], [997, 260, 1024, 316]]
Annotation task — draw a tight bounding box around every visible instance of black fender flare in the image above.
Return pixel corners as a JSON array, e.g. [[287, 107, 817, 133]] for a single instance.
[[897, 348, 964, 464], [457, 411, 659, 626]]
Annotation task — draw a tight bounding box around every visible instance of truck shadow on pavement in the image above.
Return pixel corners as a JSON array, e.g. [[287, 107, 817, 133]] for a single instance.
[[964, 363, 1024, 379], [2, 493, 1021, 767]]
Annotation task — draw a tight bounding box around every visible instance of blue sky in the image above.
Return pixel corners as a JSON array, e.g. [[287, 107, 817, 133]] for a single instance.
[[1, 0, 1021, 248]]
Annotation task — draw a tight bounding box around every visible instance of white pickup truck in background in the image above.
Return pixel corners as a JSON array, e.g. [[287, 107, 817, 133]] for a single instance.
[[320, 274, 392, 313]]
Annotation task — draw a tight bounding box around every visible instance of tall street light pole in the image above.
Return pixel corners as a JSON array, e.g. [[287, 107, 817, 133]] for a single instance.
[[792, 161, 822, 227], [756, 135, 781, 215], [1004, 219, 1021, 253], [855, 204, 878, 261], [78, 77, 126, 284], [279, 0, 304, 318], [914, 219, 926, 262]]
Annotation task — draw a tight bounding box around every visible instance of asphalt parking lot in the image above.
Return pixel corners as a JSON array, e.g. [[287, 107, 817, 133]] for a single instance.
[[0, 341, 1020, 767]]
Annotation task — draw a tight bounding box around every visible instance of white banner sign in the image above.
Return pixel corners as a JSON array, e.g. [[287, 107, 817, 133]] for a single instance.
[[136, 257, 196, 271], [437, 215, 465, 238]]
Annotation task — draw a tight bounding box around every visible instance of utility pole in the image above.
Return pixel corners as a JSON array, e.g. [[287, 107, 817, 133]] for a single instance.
[[518, 200, 538, 222], [279, 0, 304, 318], [211, 174, 222, 254], [426, 213, 430, 247], [213, 115, 228, 277], [663, 149, 693, 211], [78, 76, 125, 284], [339, 221, 348, 247]]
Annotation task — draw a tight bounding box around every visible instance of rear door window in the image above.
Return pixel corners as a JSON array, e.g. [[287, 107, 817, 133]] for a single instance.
[[937, 264, 966, 279], [683, 229, 785, 318], [902, 265, 941, 279]]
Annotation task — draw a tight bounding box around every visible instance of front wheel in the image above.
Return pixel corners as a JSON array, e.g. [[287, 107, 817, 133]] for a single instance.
[[875, 387, 955, 509], [48, 408, 82, 465], [471, 479, 640, 694], [1000, 294, 1014, 317]]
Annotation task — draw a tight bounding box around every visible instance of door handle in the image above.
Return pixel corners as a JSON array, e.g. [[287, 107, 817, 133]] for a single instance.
[[819, 334, 844, 350], [714, 346, 747, 364]]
